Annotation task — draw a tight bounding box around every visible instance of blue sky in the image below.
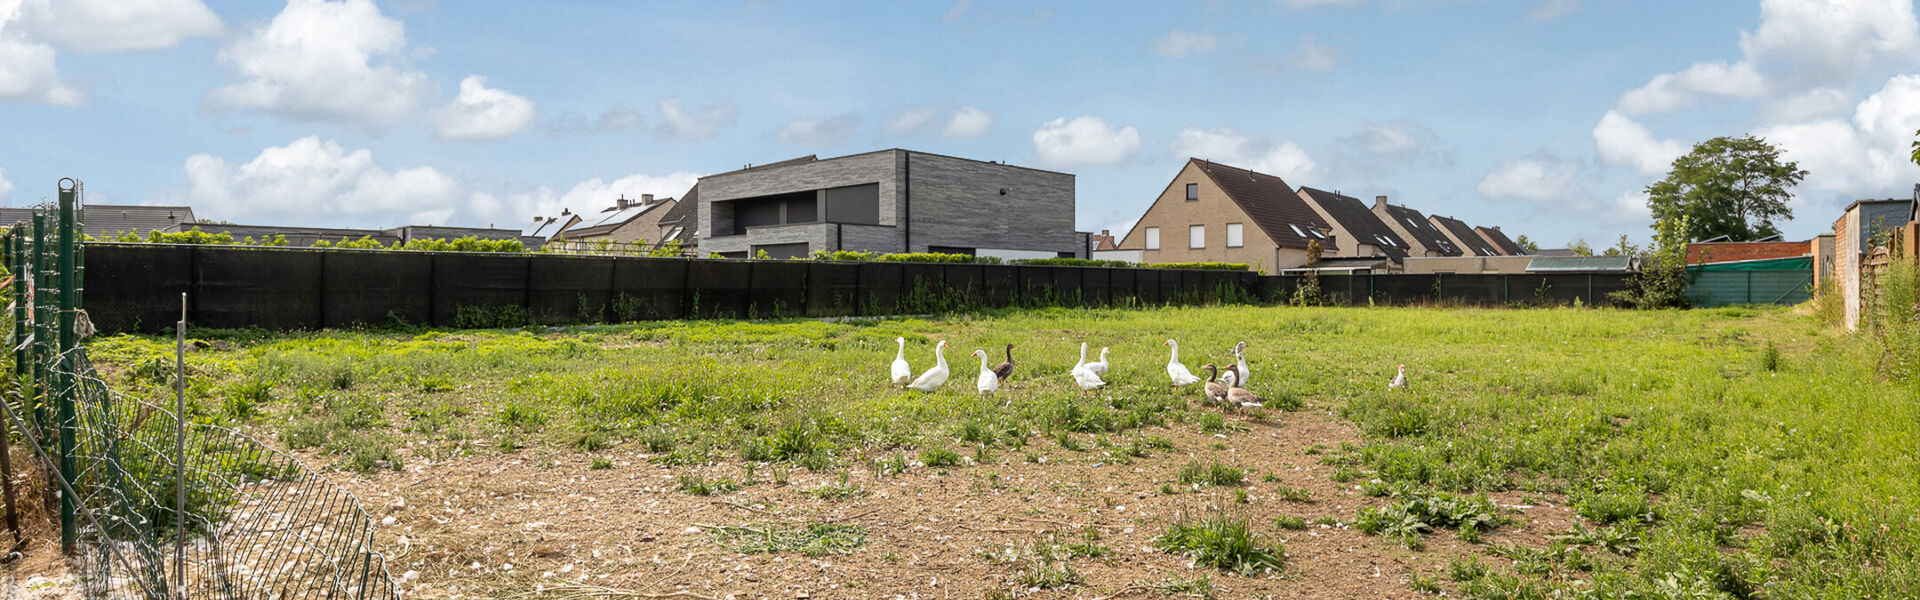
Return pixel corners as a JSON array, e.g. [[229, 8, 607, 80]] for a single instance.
[[3, 0, 1918, 248]]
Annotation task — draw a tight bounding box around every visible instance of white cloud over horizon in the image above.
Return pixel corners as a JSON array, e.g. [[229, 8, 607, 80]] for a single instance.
[[206, 0, 430, 127], [1169, 126, 1322, 184], [1033, 116, 1141, 168], [654, 98, 737, 141], [432, 75, 537, 141], [0, 0, 223, 105], [177, 136, 702, 230]]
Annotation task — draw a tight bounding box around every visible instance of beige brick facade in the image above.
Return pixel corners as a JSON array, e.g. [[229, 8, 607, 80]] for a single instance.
[[1114, 161, 1314, 274]]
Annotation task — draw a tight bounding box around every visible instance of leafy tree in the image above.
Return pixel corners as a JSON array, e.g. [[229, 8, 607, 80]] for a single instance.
[[1602, 235, 1641, 258], [1609, 215, 1693, 309], [1912, 128, 1919, 165], [1567, 239, 1593, 256], [1513, 235, 1541, 253], [1645, 135, 1806, 242]]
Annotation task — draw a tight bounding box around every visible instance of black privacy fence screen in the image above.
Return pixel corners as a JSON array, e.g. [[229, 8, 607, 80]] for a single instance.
[[83, 242, 1635, 334]]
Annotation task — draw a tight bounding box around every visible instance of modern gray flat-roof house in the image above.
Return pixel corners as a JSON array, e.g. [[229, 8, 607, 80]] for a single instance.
[[697, 149, 1084, 259]]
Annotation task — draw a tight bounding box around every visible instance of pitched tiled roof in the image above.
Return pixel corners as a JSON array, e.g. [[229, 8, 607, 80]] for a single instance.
[[560, 198, 673, 239], [1298, 187, 1409, 260], [1431, 216, 1501, 256], [1192, 159, 1334, 251], [1475, 226, 1525, 255], [1378, 203, 1461, 256], [0, 205, 196, 237]]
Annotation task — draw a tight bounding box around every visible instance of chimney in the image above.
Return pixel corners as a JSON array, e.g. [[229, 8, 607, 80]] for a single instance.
[[641, 193, 655, 205], [615, 195, 631, 210], [1374, 195, 1388, 210], [1100, 229, 1111, 237]]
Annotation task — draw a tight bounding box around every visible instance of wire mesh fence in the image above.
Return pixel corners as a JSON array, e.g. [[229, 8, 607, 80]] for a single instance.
[[2, 179, 403, 599]]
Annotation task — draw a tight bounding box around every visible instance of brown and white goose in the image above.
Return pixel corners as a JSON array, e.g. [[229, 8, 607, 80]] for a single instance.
[[1201, 363, 1229, 406], [993, 344, 1015, 382], [1220, 369, 1264, 412]]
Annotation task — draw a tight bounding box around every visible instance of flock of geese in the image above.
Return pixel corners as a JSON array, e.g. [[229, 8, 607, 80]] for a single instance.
[[887, 337, 1412, 413]]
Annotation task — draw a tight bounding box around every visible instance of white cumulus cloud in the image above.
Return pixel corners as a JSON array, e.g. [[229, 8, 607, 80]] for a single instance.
[[206, 0, 430, 127], [178, 136, 705, 230], [1169, 126, 1322, 183], [0, 0, 222, 105], [1758, 74, 1920, 196], [775, 113, 860, 146], [1592, 110, 1688, 176], [431, 75, 537, 141], [655, 98, 736, 141], [1151, 29, 1218, 58], [942, 106, 993, 139], [182, 136, 460, 226], [1477, 156, 1586, 206], [1616, 0, 1919, 114], [15, 0, 222, 54], [1033, 116, 1141, 169]]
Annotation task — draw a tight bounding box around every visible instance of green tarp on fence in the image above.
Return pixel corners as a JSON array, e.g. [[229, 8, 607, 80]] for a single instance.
[[1686, 257, 1813, 307]]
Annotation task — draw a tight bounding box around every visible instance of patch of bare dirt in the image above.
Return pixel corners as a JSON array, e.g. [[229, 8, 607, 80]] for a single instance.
[[323, 409, 1576, 599]]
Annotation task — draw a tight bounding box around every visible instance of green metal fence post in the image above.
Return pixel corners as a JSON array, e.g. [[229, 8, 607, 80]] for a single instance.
[[29, 214, 46, 437], [55, 181, 77, 555], [6, 233, 20, 412]]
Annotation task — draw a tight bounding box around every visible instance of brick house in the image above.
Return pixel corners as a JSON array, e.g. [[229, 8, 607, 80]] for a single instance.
[[1297, 187, 1411, 264], [1113, 158, 1335, 274], [1430, 215, 1502, 256], [552, 194, 677, 246], [1475, 226, 1526, 255], [1833, 197, 1914, 330], [698, 149, 1083, 260], [1370, 198, 1462, 257]]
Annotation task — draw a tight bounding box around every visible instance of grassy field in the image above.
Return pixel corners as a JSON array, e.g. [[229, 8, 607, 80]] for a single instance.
[[78, 303, 1920, 598]]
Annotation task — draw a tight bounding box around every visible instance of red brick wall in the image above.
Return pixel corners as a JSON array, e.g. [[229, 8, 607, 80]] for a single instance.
[[1686, 241, 1810, 265]]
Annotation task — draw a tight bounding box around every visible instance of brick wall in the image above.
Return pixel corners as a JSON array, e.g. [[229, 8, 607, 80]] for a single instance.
[[1685, 241, 1809, 265]]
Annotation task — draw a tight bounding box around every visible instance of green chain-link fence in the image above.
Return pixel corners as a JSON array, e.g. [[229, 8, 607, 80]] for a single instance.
[[1, 180, 403, 599]]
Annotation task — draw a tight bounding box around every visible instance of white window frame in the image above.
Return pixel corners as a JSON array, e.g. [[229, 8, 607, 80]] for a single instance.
[[1189, 224, 1206, 249], [1226, 223, 1244, 248], [1144, 226, 1161, 250]]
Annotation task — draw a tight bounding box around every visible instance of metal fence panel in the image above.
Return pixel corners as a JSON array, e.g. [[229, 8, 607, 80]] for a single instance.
[[610, 257, 687, 321], [979, 264, 1017, 308], [81, 244, 192, 334], [321, 249, 432, 328], [856, 262, 904, 315], [750, 260, 809, 318], [685, 259, 752, 319], [529, 255, 615, 325], [805, 262, 859, 317], [194, 247, 322, 330], [430, 253, 530, 327]]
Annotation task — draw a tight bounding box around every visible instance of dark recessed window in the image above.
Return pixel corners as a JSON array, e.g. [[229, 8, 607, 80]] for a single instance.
[[825, 183, 880, 225], [1185, 183, 1198, 201]]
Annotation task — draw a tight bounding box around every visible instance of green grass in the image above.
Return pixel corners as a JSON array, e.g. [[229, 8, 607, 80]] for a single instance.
[[1154, 512, 1287, 576], [707, 522, 867, 556], [1176, 460, 1247, 487], [83, 303, 1920, 598]]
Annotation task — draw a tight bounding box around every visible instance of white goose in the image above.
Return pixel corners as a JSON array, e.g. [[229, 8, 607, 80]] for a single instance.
[[1230, 341, 1251, 388], [1087, 347, 1111, 378], [890, 337, 913, 387], [1070, 360, 1107, 392], [906, 340, 950, 392], [972, 349, 999, 396], [1389, 364, 1408, 391], [1163, 339, 1202, 387]]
